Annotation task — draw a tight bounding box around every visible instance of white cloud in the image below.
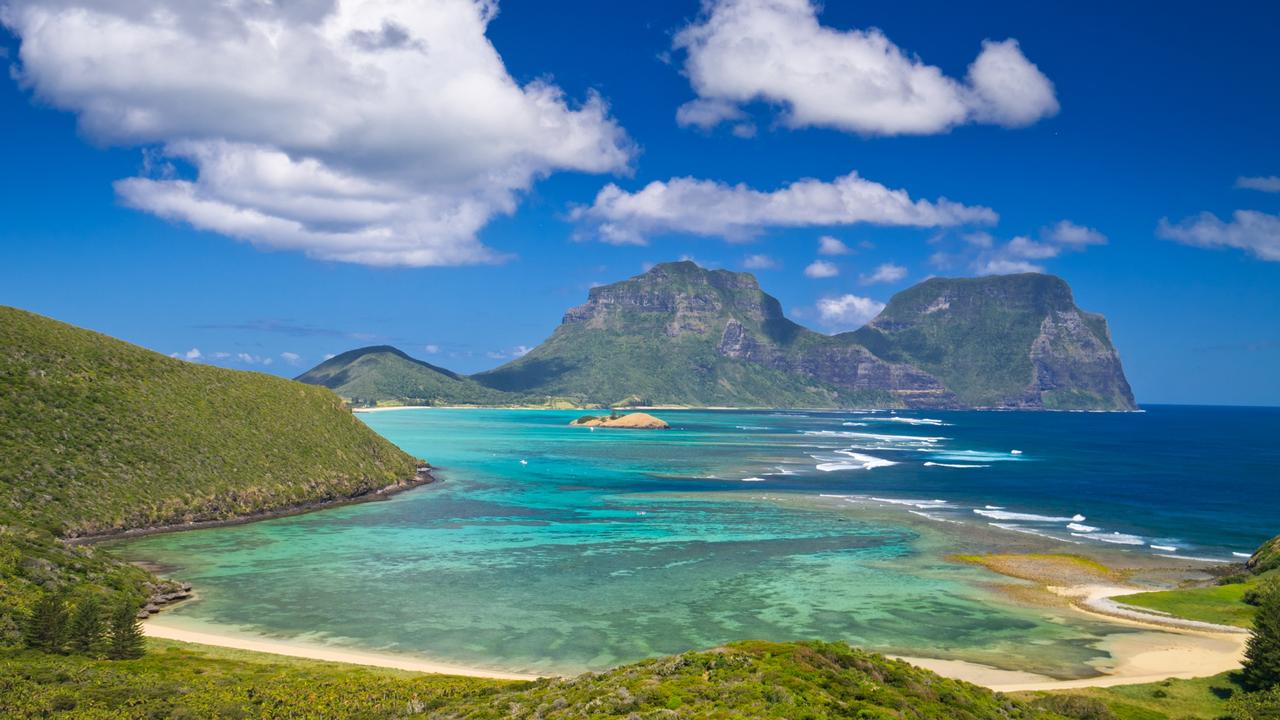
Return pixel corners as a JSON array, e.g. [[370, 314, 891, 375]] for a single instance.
[[862, 262, 907, 284], [1157, 210, 1280, 261], [674, 0, 1058, 136], [486, 350, 507, 360], [1236, 176, 1280, 193], [184, 347, 202, 361], [574, 171, 996, 245], [2, 0, 632, 267], [512, 345, 532, 357], [971, 220, 1107, 275], [280, 351, 302, 365], [1043, 220, 1107, 247], [423, 344, 441, 355], [815, 294, 885, 332], [817, 235, 852, 256], [323, 353, 336, 360], [743, 253, 777, 269], [235, 352, 259, 364], [962, 231, 995, 248], [263, 357, 274, 366], [213, 352, 231, 359], [804, 260, 839, 278]]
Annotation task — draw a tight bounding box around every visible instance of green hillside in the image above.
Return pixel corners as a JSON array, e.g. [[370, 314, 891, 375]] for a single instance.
[[0, 306, 422, 638], [1, 639, 1072, 719], [0, 307, 420, 537], [852, 274, 1136, 409], [296, 345, 519, 407]]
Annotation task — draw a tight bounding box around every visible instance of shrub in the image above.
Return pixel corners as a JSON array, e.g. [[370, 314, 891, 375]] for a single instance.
[[1243, 582, 1280, 690], [1031, 694, 1118, 720]]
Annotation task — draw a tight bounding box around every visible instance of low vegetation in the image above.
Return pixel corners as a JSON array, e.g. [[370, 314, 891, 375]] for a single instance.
[[0, 306, 421, 646], [1, 639, 1076, 720]]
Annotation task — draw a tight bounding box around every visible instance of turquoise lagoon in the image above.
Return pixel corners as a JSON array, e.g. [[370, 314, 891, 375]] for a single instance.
[[109, 406, 1280, 677]]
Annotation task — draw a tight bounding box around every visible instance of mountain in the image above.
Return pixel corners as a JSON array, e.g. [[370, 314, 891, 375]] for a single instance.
[[851, 274, 1136, 410], [473, 261, 1135, 410], [0, 307, 421, 538], [473, 260, 912, 408], [295, 345, 518, 407]]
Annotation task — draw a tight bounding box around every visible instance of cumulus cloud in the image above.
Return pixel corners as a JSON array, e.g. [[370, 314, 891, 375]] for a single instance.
[[804, 260, 839, 278], [817, 236, 852, 256], [323, 353, 337, 360], [2, 0, 632, 267], [512, 345, 532, 357], [184, 348, 202, 361], [574, 171, 995, 245], [424, 344, 441, 355], [969, 220, 1107, 275], [674, 0, 1058, 136], [1157, 210, 1280, 261], [862, 262, 907, 284], [815, 294, 885, 332], [280, 351, 302, 365], [1236, 176, 1280, 193], [743, 254, 777, 269]]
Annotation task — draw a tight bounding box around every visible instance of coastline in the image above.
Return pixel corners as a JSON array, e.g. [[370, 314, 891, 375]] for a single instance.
[[140, 609, 1245, 693], [142, 616, 539, 681], [69, 464, 437, 545]]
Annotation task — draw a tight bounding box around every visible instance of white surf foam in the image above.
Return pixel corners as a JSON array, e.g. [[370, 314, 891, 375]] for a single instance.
[[740, 477, 767, 482], [841, 421, 869, 427], [974, 509, 1086, 523], [870, 497, 949, 509], [816, 452, 896, 472], [923, 462, 989, 468], [987, 523, 1074, 542], [868, 417, 948, 426], [803, 430, 945, 443], [1233, 552, 1253, 558], [1071, 531, 1145, 545], [1066, 522, 1099, 533], [1155, 554, 1233, 564], [909, 510, 963, 524], [1149, 544, 1178, 552]]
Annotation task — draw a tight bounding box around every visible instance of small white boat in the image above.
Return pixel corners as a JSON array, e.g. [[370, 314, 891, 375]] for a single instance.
[[1010, 449, 1023, 455], [519, 459, 528, 465]]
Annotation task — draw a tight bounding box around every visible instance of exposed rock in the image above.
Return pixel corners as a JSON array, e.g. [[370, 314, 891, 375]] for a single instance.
[[571, 413, 669, 429]]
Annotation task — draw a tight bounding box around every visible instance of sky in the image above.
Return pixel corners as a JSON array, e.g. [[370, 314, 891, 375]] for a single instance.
[[1, 0, 1278, 405]]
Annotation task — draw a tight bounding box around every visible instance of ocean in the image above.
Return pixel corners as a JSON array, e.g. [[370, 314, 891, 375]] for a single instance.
[[109, 405, 1279, 677]]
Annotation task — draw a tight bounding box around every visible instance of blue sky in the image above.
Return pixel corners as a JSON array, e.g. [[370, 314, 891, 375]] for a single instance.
[[1, 0, 1278, 405]]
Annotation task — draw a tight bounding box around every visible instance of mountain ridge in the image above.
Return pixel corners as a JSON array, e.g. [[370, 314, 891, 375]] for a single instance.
[[300, 262, 1136, 411]]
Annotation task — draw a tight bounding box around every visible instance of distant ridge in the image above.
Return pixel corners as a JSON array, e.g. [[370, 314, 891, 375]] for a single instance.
[[295, 345, 521, 407], [300, 261, 1136, 410]]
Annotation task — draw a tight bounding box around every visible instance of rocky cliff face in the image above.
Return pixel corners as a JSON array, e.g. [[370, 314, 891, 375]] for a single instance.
[[475, 262, 1136, 410], [852, 274, 1136, 409]]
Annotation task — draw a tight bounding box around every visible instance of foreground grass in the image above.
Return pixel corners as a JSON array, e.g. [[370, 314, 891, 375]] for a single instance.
[[1020, 671, 1247, 720], [1113, 571, 1276, 629], [1, 638, 1074, 719]]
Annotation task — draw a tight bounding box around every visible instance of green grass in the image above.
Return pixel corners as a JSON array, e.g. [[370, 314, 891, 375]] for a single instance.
[[296, 346, 528, 408], [1113, 572, 1276, 628], [0, 639, 1072, 720], [1, 305, 420, 636], [1, 306, 419, 537], [1018, 671, 1248, 720]]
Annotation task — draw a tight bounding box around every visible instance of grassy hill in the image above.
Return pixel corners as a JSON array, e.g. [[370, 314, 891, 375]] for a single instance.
[[296, 345, 520, 407], [0, 307, 420, 537], [0, 306, 422, 639], [1, 639, 1073, 719]]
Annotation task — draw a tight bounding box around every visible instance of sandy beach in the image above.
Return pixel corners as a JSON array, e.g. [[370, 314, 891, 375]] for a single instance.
[[144, 589, 1248, 693], [143, 617, 539, 681]]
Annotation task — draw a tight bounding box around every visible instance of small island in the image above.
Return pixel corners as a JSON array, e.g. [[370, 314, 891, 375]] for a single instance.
[[570, 411, 669, 429]]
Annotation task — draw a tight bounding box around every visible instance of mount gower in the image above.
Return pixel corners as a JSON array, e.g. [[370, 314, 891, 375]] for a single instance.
[[300, 262, 1135, 411]]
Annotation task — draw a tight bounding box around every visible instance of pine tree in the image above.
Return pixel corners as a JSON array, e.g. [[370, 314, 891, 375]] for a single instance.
[[67, 595, 106, 657], [1243, 581, 1280, 690], [22, 591, 67, 654], [107, 598, 145, 660]]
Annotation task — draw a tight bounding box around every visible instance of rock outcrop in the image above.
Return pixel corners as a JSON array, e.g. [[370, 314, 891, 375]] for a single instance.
[[570, 412, 670, 429]]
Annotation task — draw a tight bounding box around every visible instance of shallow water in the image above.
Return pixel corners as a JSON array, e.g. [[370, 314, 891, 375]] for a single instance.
[[110, 406, 1279, 676]]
